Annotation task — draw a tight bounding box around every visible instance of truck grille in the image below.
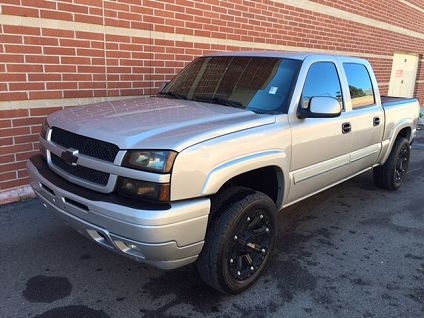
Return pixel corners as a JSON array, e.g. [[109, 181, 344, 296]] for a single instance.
[[51, 153, 110, 186], [51, 127, 119, 163]]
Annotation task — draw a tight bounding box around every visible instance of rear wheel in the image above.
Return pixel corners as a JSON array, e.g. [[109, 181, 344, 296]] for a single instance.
[[196, 188, 277, 294], [373, 137, 410, 190]]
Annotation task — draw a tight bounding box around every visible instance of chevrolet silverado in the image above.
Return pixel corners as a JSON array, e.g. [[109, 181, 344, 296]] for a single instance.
[[28, 52, 421, 293]]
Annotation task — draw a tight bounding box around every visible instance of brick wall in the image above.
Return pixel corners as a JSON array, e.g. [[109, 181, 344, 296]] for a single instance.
[[0, 0, 423, 203]]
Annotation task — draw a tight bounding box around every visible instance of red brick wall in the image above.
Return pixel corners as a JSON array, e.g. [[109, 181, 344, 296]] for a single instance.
[[0, 0, 423, 203], [1, 108, 45, 192], [310, 0, 424, 34]]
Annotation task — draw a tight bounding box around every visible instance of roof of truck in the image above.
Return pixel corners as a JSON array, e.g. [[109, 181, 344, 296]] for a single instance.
[[204, 50, 360, 61]]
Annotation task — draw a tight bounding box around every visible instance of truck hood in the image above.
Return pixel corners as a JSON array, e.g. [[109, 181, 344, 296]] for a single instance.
[[47, 97, 275, 151]]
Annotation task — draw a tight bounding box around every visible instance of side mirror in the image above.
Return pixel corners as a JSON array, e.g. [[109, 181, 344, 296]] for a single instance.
[[297, 96, 342, 119], [158, 81, 169, 91]]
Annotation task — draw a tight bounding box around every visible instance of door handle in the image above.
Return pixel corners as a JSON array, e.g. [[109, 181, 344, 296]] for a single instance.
[[373, 116, 380, 126], [342, 122, 351, 134]]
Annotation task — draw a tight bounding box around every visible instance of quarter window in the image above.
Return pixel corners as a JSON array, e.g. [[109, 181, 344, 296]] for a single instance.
[[302, 62, 343, 108], [343, 63, 375, 109]]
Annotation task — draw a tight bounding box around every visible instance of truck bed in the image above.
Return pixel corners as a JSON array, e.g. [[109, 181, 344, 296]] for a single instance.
[[381, 96, 417, 106]]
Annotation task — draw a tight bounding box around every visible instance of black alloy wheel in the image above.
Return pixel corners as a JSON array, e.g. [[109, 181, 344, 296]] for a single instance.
[[373, 136, 411, 190], [196, 188, 277, 294], [394, 143, 410, 184], [226, 209, 273, 281]]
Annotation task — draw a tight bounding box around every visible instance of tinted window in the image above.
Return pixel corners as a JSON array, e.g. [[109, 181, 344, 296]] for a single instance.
[[343, 63, 375, 109], [163, 56, 301, 114], [302, 62, 343, 108]]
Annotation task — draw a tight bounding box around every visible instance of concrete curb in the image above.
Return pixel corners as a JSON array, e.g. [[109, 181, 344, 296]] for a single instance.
[[0, 185, 35, 205]]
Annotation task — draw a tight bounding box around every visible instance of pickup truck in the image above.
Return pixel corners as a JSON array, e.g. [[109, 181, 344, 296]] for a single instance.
[[27, 52, 421, 294]]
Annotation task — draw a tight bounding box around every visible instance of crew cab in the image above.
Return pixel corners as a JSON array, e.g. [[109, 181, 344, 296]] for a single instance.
[[27, 52, 421, 293]]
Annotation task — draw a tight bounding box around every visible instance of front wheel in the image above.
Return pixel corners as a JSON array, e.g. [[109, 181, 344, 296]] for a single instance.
[[373, 137, 410, 190], [196, 188, 277, 294]]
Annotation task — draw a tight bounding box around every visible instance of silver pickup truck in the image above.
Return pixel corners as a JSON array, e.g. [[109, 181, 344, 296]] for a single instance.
[[28, 52, 420, 293]]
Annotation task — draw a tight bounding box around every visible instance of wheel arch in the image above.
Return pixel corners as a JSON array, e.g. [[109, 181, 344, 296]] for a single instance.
[[201, 150, 288, 208], [396, 126, 412, 141], [380, 120, 413, 164]]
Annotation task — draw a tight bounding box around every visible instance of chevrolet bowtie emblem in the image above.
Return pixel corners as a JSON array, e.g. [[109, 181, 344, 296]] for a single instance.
[[61, 149, 79, 166]]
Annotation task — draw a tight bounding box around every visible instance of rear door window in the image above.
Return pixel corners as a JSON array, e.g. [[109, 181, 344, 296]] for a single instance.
[[343, 63, 375, 109]]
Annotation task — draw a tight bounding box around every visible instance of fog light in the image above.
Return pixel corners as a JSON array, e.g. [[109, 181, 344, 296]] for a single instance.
[[117, 177, 170, 202]]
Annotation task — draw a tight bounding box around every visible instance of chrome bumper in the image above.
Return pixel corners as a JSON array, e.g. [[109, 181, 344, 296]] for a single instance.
[[27, 156, 210, 270]]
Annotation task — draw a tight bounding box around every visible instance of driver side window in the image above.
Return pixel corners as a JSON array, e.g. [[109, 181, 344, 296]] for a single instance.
[[303, 62, 343, 109]]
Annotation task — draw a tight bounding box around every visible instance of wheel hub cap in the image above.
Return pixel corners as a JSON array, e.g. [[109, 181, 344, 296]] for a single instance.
[[227, 210, 273, 281], [395, 145, 409, 183]]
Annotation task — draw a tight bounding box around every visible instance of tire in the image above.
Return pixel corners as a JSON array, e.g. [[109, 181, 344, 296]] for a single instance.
[[373, 137, 410, 190], [196, 188, 277, 294]]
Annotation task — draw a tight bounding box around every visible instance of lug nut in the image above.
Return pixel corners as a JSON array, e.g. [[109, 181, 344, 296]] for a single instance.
[[230, 258, 234, 264], [261, 248, 266, 253], [247, 217, 251, 222], [234, 235, 238, 240], [265, 227, 270, 233], [260, 214, 263, 219], [250, 266, 254, 271], [237, 271, 241, 276]]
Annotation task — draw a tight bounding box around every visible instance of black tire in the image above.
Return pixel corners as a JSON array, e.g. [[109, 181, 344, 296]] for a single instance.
[[196, 188, 277, 294], [373, 137, 410, 190]]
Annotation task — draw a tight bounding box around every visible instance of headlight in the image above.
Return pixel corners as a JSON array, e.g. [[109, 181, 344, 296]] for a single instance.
[[122, 150, 177, 173], [117, 177, 170, 202], [40, 118, 50, 140]]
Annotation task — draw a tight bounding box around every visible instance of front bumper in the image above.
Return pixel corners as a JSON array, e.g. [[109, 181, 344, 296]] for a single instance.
[[27, 155, 210, 269]]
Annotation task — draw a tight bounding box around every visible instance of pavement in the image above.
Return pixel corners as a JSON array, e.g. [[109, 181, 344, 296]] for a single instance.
[[1, 130, 424, 318]]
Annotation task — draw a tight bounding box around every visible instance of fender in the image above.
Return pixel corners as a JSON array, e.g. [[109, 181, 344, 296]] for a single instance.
[[201, 150, 289, 207], [379, 119, 413, 164]]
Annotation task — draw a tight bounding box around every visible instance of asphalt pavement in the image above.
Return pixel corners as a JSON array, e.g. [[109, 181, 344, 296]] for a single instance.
[[1, 130, 424, 318]]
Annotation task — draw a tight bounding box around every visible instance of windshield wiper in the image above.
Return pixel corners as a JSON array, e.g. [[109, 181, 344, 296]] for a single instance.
[[157, 91, 188, 100], [193, 95, 245, 109]]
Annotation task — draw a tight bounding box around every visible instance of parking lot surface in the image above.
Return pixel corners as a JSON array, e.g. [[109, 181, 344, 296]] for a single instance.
[[1, 131, 424, 318]]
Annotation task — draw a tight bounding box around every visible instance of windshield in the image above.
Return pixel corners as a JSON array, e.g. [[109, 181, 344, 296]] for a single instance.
[[160, 56, 301, 114]]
